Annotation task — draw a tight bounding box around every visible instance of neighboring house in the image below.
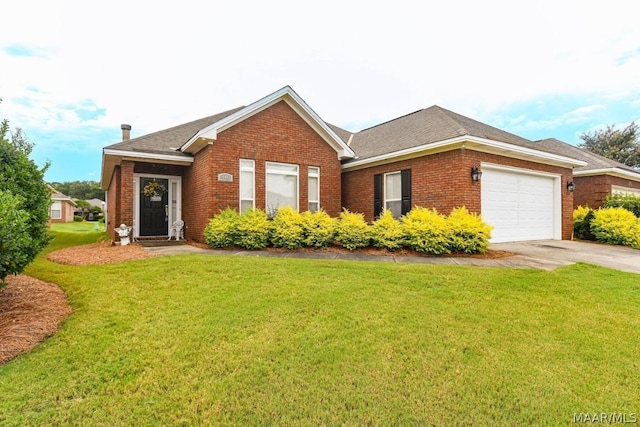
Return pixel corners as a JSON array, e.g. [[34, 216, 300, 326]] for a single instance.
[[101, 86, 587, 244], [74, 198, 105, 219], [49, 187, 77, 223], [536, 138, 640, 208]]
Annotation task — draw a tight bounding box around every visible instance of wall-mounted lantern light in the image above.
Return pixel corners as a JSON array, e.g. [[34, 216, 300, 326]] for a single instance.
[[471, 166, 483, 182], [567, 180, 575, 193]]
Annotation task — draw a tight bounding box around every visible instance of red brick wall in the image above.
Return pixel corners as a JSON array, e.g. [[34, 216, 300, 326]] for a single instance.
[[183, 100, 342, 243], [574, 175, 640, 209], [49, 200, 75, 223], [342, 148, 575, 240], [106, 161, 135, 241]]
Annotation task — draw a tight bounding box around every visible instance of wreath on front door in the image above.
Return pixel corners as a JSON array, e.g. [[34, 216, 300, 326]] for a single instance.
[[143, 180, 166, 198]]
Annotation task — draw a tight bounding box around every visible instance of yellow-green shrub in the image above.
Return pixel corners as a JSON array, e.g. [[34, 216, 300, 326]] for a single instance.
[[235, 208, 271, 250], [270, 206, 305, 249], [573, 205, 591, 223], [335, 209, 371, 250], [302, 210, 337, 248], [590, 207, 640, 248], [370, 209, 405, 251], [573, 205, 596, 240], [203, 207, 239, 248], [447, 207, 493, 254], [402, 207, 450, 254]]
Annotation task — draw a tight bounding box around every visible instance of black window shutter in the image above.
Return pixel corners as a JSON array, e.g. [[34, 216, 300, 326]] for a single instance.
[[401, 169, 412, 215], [373, 173, 382, 219]]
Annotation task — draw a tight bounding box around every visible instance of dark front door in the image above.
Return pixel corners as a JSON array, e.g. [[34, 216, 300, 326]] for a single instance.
[[140, 178, 169, 236]]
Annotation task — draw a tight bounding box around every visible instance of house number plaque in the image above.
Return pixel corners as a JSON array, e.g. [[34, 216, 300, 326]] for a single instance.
[[218, 173, 233, 182]]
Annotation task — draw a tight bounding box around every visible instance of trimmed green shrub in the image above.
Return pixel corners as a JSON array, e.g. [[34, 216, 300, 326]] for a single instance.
[[0, 190, 30, 284], [235, 208, 271, 250], [573, 206, 596, 241], [271, 206, 305, 249], [302, 209, 337, 248], [73, 215, 83, 222], [204, 207, 240, 248], [335, 209, 371, 250], [446, 207, 493, 254], [590, 207, 640, 248], [402, 207, 450, 254], [370, 209, 405, 251], [603, 194, 640, 217]]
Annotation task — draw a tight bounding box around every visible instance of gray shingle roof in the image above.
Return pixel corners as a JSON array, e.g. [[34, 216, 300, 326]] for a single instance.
[[104, 107, 245, 156], [346, 105, 561, 160], [535, 138, 640, 175]]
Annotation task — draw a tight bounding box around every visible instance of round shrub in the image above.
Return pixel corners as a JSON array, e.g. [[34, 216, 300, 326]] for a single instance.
[[370, 209, 404, 251], [302, 209, 337, 248], [402, 206, 450, 254], [603, 194, 640, 218], [447, 206, 493, 254], [590, 207, 640, 248], [236, 208, 271, 250], [271, 206, 305, 249], [335, 209, 371, 250], [73, 215, 83, 222], [204, 207, 239, 248]]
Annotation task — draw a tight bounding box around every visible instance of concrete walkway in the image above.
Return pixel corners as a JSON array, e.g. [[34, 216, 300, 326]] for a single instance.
[[142, 240, 640, 273], [491, 240, 640, 274]]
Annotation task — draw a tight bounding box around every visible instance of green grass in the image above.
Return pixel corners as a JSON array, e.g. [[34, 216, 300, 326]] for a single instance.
[[1, 233, 639, 426], [49, 221, 105, 234]]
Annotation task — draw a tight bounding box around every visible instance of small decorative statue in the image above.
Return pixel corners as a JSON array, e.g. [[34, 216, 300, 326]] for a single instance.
[[168, 220, 185, 241], [115, 224, 132, 246]]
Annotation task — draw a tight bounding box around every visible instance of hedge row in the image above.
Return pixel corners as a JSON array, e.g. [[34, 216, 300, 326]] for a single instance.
[[204, 206, 493, 254], [573, 205, 640, 248]]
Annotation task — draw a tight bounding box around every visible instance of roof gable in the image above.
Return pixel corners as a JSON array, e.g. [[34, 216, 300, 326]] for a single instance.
[[180, 86, 355, 159], [536, 138, 640, 181], [344, 105, 585, 170]]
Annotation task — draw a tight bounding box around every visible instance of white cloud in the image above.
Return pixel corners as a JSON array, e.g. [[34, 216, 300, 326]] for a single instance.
[[2, 0, 640, 180]]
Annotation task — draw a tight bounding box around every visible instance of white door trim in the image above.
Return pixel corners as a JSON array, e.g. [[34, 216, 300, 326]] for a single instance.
[[133, 173, 182, 239]]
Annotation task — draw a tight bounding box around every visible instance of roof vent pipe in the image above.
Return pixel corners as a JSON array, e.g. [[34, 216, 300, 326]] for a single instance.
[[121, 124, 131, 141]]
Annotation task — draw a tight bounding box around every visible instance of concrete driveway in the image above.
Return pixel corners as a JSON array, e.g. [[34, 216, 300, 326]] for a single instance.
[[490, 240, 640, 274]]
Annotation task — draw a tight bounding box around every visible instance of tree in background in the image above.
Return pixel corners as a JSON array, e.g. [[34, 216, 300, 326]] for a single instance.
[[49, 180, 104, 200], [0, 119, 52, 283], [578, 122, 640, 169]]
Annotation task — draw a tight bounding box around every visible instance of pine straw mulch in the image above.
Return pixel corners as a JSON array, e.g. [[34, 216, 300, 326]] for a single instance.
[[46, 240, 152, 265], [0, 275, 72, 365]]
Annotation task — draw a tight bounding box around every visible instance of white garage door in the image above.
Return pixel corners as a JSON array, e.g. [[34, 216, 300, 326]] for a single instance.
[[481, 166, 559, 243]]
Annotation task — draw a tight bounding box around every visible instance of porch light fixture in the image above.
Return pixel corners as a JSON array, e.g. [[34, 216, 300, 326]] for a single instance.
[[567, 180, 575, 193], [471, 166, 483, 182]]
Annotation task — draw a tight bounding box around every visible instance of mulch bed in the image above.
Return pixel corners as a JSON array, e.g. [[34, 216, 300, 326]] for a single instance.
[[46, 240, 151, 265], [0, 275, 72, 365]]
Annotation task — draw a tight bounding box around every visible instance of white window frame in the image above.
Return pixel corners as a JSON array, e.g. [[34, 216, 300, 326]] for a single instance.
[[51, 201, 62, 220], [308, 166, 320, 212], [384, 171, 402, 218], [265, 161, 299, 214], [239, 159, 255, 214], [612, 185, 640, 197]]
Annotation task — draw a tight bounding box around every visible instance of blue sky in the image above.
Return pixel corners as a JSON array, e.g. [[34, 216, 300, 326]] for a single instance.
[[1, 0, 639, 184]]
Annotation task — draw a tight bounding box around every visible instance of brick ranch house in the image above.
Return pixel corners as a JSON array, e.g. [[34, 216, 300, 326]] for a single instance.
[[536, 138, 640, 208], [101, 86, 588, 244], [48, 186, 77, 223]]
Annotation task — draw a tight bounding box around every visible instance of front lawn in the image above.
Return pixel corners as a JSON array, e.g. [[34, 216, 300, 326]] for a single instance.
[[1, 233, 639, 425], [49, 221, 105, 234]]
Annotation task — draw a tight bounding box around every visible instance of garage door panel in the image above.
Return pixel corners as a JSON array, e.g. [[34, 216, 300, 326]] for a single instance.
[[481, 168, 558, 243]]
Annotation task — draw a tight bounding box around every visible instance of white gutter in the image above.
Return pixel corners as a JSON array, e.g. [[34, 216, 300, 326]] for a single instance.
[[574, 167, 640, 181], [103, 148, 194, 163]]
